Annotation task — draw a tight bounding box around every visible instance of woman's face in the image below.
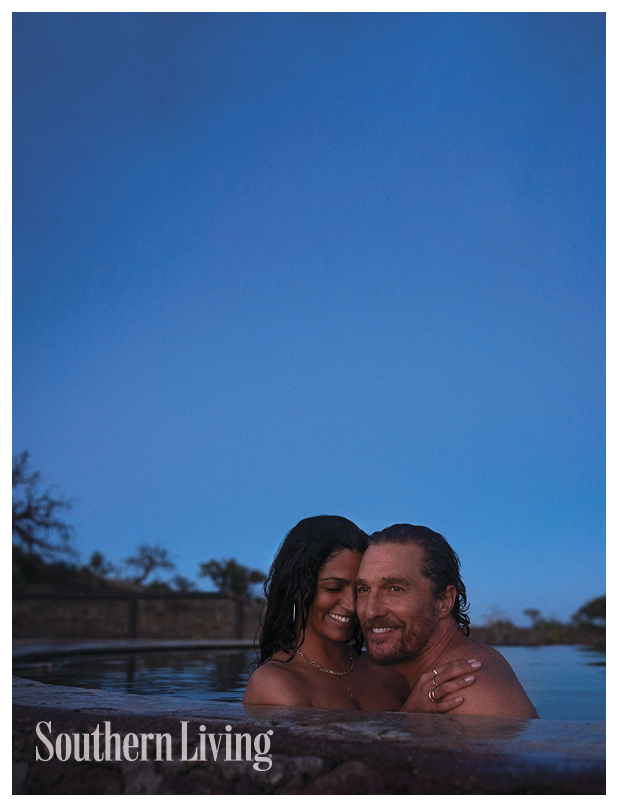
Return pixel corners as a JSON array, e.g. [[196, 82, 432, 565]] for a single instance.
[[304, 549, 363, 644]]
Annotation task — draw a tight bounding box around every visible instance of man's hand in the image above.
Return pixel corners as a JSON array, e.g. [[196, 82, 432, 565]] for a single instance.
[[401, 659, 481, 714]]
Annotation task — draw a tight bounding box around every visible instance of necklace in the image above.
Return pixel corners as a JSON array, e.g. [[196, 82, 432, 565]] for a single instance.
[[296, 647, 355, 699]]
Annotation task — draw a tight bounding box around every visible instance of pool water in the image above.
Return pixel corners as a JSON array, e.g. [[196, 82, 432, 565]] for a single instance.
[[13, 648, 257, 703], [495, 645, 605, 721], [13, 645, 605, 719]]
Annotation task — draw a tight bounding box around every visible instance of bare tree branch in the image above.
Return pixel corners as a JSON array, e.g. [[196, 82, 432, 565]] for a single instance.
[[12, 451, 75, 557], [125, 544, 176, 585]]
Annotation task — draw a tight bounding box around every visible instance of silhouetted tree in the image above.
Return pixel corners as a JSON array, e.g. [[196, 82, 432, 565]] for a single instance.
[[12, 544, 107, 593], [571, 595, 605, 627], [171, 575, 197, 592], [523, 608, 542, 628], [125, 544, 175, 585], [199, 558, 265, 600], [12, 452, 75, 557], [84, 551, 118, 578]]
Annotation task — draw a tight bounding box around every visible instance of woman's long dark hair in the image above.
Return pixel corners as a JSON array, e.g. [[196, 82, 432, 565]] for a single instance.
[[257, 515, 368, 665]]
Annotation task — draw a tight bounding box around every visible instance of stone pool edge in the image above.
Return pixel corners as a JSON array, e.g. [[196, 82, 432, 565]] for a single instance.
[[13, 637, 257, 663], [12, 639, 606, 795]]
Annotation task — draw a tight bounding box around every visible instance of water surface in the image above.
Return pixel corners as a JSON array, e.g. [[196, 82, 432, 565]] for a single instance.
[[495, 645, 605, 721], [14, 648, 255, 703], [13, 644, 605, 720]]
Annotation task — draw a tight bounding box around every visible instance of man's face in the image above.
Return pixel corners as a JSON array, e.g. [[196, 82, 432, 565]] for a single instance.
[[356, 542, 442, 666]]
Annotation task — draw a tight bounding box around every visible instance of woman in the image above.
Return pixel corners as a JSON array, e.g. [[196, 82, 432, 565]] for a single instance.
[[243, 515, 479, 711]]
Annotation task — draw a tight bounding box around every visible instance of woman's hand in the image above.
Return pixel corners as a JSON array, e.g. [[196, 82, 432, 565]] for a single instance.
[[401, 659, 481, 713]]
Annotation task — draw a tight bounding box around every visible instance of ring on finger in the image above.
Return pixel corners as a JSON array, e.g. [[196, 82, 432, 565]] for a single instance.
[[432, 668, 439, 687], [428, 689, 441, 704]]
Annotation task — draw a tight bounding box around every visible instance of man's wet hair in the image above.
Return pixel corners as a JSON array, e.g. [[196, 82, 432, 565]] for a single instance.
[[368, 524, 471, 636]]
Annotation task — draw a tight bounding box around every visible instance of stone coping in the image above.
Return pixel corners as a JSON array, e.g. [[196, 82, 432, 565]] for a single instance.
[[12, 640, 606, 794], [13, 638, 257, 663]]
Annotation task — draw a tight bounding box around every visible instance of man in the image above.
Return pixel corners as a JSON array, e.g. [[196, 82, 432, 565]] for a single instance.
[[356, 524, 539, 718]]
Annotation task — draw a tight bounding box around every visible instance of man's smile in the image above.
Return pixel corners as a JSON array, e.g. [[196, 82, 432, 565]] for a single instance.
[[364, 619, 401, 633]]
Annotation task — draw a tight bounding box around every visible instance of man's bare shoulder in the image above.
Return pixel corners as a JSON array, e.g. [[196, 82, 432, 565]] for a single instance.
[[243, 658, 312, 707], [356, 653, 410, 698], [446, 637, 539, 718], [353, 652, 410, 709], [467, 637, 518, 670]]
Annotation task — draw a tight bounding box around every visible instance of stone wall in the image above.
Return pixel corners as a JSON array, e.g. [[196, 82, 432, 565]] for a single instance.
[[13, 598, 263, 641], [13, 675, 605, 795]]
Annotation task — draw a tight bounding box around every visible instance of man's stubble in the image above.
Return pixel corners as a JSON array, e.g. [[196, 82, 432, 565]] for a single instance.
[[364, 608, 438, 667]]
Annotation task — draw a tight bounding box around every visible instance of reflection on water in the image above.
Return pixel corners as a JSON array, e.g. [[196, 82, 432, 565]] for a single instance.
[[13, 649, 259, 703], [14, 645, 606, 719], [495, 645, 605, 721]]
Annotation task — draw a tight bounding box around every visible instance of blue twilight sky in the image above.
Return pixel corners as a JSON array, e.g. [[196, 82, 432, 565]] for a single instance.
[[13, 12, 605, 625]]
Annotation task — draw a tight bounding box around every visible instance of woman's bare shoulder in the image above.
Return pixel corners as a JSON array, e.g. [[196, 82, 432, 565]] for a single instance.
[[243, 658, 312, 707]]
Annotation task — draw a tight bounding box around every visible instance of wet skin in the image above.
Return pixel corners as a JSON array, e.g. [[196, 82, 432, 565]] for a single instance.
[[244, 549, 410, 710], [243, 549, 480, 711], [356, 542, 539, 718]]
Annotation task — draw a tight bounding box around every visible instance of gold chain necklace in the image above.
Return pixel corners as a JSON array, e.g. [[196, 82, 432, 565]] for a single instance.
[[296, 647, 355, 699]]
